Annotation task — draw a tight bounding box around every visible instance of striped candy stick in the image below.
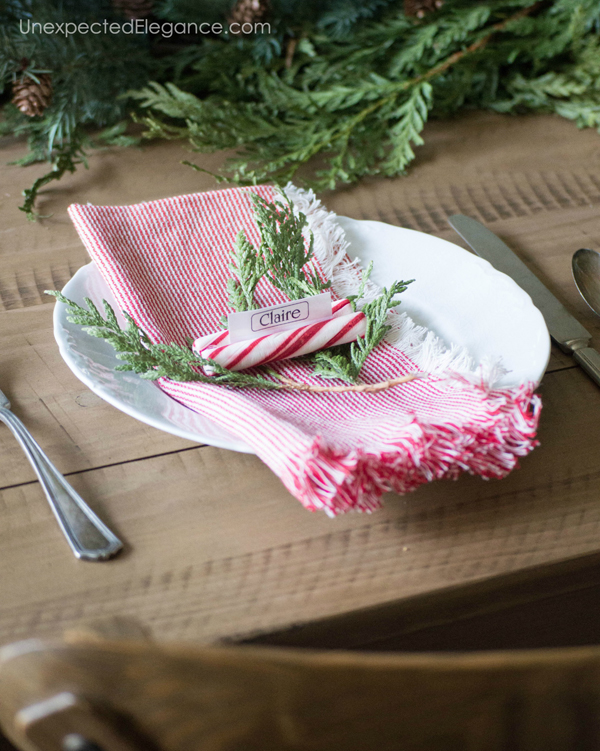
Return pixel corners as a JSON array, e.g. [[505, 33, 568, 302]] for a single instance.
[[193, 298, 352, 353], [192, 299, 365, 373], [201, 312, 366, 372]]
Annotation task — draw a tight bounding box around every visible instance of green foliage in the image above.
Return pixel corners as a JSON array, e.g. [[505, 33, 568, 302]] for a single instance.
[[225, 190, 328, 316], [491, 34, 600, 128], [20, 129, 87, 220], [227, 230, 266, 313], [0, 7, 151, 150], [312, 279, 412, 382], [132, 0, 600, 192], [250, 192, 331, 300], [5, 0, 600, 216], [0, 0, 152, 215], [46, 291, 284, 390]]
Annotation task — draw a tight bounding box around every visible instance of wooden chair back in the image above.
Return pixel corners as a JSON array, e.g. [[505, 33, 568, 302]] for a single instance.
[[1, 632, 600, 751]]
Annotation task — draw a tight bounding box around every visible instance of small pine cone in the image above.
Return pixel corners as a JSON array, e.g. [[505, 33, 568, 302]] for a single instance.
[[404, 0, 444, 18], [12, 74, 53, 118], [228, 0, 269, 27], [113, 0, 153, 20]]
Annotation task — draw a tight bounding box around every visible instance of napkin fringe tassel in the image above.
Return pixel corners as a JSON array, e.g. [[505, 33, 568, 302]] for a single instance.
[[282, 382, 542, 516]]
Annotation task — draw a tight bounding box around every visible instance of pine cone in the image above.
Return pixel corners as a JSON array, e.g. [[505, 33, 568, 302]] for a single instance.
[[228, 0, 269, 28], [113, 0, 153, 20], [404, 0, 444, 18], [12, 74, 53, 118]]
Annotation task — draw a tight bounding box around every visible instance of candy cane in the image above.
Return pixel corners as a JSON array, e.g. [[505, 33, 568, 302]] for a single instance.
[[193, 297, 352, 353], [193, 300, 365, 373]]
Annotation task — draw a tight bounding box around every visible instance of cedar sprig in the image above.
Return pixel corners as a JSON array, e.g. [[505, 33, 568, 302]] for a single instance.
[[20, 128, 87, 221], [45, 290, 283, 391], [312, 277, 412, 382], [6, 1, 600, 217], [130, 0, 600, 193], [227, 229, 267, 313], [46, 289, 419, 393], [0, 2, 151, 219], [225, 190, 330, 314], [251, 191, 331, 300], [350, 279, 412, 375]]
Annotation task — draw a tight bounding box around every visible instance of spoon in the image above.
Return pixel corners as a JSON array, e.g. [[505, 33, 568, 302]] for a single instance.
[[572, 248, 600, 317], [567, 248, 600, 387]]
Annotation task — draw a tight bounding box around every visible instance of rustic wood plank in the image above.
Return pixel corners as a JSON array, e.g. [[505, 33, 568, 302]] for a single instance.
[[330, 169, 600, 232], [0, 306, 196, 488], [0, 364, 599, 647], [246, 552, 600, 651]]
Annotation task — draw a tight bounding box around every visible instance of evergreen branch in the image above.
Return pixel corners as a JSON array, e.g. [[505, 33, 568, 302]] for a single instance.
[[45, 290, 283, 390], [251, 191, 331, 300], [19, 129, 87, 220], [346, 261, 374, 310], [409, 2, 547, 88], [312, 278, 413, 383], [46, 290, 421, 394], [350, 279, 411, 375], [383, 82, 432, 175], [132, 2, 548, 193], [5, 0, 600, 215], [1, 3, 153, 218], [227, 230, 267, 312], [225, 190, 330, 315]]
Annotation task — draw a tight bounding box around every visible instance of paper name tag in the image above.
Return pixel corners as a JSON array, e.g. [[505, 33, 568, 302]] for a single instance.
[[227, 292, 332, 344]]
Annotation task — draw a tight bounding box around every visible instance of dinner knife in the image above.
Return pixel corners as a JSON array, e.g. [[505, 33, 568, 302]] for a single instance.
[[448, 214, 600, 387]]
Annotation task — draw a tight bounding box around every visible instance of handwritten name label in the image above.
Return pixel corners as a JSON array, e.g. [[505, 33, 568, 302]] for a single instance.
[[227, 292, 332, 344]]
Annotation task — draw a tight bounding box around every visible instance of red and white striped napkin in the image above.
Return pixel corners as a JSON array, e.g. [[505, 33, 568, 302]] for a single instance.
[[68, 185, 541, 516]]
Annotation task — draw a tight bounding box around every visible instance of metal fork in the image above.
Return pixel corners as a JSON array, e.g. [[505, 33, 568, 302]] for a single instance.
[[0, 387, 123, 561]]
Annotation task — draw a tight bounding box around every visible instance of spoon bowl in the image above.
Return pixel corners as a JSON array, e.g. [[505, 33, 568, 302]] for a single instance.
[[572, 248, 600, 317]]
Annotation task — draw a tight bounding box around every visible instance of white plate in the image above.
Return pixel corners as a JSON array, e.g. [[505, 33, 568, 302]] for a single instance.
[[53, 218, 550, 453]]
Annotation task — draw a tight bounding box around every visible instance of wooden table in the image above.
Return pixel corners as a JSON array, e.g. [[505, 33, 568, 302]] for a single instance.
[[2, 111, 600, 655]]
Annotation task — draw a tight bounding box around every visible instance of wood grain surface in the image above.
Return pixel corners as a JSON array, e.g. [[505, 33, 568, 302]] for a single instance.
[[2, 111, 600, 650], [4, 636, 600, 751]]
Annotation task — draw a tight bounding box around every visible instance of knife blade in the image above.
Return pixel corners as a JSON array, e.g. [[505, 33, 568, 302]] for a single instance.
[[448, 214, 600, 387]]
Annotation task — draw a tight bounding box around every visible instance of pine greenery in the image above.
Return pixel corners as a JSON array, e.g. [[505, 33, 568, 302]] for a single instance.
[[225, 190, 330, 317], [312, 279, 411, 382], [47, 191, 412, 388], [46, 290, 286, 390], [3, 0, 600, 215], [132, 0, 600, 191], [0, 0, 152, 218]]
